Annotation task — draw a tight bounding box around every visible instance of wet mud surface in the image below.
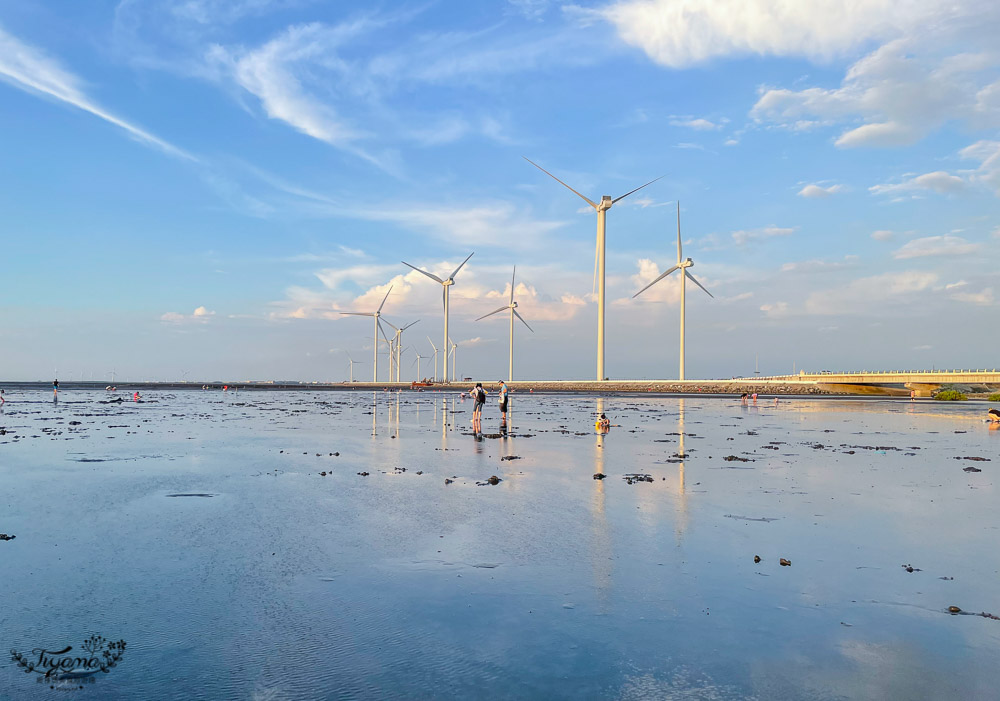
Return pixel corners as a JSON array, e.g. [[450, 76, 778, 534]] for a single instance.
[[1, 390, 998, 700]]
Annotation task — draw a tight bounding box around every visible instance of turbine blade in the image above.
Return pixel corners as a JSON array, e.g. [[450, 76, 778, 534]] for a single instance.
[[523, 157, 597, 209], [426, 336, 437, 351], [476, 305, 509, 321], [381, 319, 400, 331], [339, 312, 374, 317], [378, 321, 391, 345], [402, 319, 420, 331], [513, 308, 534, 333], [449, 252, 474, 280], [685, 270, 714, 298], [676, 201, 682, 264], [632, 264, 681, 298], [377, 285, 393, 313], [510, 265, 516, 305], [612, 175, 664, 204], [401, 261, 444, 284]]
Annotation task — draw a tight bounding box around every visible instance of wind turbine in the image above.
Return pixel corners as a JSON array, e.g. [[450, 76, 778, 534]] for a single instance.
[[340, 286, 392, 383], [412, 350, 425, 381], [525, 157, 661, 380], [401, 253, 474, 383], [632, 202, 713, 381], [477, 266, 534, 382], [382, 320, 420, 382], [346, 353, 362, 382], [448, 337, 457, 381], [427, 337, 440, 382]]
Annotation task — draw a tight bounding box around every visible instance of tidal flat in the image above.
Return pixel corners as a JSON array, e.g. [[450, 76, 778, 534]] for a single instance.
[[1, 390, 998, 700]]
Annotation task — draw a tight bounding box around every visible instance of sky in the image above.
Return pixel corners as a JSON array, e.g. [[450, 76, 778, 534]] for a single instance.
[[1, 0, 998, 382]]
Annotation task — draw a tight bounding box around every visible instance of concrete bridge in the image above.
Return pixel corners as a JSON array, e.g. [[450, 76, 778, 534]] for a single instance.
[[747, 369, 1000, 396]]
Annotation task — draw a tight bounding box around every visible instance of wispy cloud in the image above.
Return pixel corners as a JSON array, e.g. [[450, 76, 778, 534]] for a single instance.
[[798, 183, 845, 198], [892, 235, 981, 259], [0, 24, 194, 160], [870, 171, 967, 197], [161, 306, 216, 323]]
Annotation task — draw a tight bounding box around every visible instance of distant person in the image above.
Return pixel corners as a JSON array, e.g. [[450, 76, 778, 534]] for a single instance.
[[471, 382, 486, 427], [910, 389, 915, 402], [740, 392, 748, 405], [497, 379, 509, 425], [598, 413, 610, 431], [988, 409, 1000, 423], [133, 391, 140, 402], [53, 378, 58, 398], [752, 392, 758, 405], [0, 389, 5, 405], [774, 397, 779, 407]]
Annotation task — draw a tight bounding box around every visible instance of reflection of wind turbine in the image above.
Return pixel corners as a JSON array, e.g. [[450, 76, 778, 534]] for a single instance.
[[477, 266, 533, 382], [525, 157, 661, 380], [426, 337, 439, 382], [632, 202, 713, 381], [401, 253, 474, 383], [340, 286, 393, 383], [346, 353, 363, 382]]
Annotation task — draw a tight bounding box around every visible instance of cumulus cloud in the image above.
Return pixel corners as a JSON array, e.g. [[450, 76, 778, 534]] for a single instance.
[[798, 183, 845, 198], [596, 0, 930, 66], [669, 116, 724, 130], [627, 258, 682, 303], [759, 301, 789, 317], [871, 230, 894, 241], [892, 235, 981, 259], [960, 140, 1000, 195]]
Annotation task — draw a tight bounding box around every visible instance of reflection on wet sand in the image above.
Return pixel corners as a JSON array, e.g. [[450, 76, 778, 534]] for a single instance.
[[590, 396, 613, 610]]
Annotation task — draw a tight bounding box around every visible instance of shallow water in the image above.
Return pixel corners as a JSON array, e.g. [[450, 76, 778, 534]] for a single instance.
[[1, 390, 998, 700]]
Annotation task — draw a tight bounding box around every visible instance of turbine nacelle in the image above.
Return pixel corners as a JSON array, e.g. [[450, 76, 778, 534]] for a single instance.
[[598, 195, 613, 211]]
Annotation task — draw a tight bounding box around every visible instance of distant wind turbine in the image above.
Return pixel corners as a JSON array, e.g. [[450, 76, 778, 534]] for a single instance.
[[525, 157, 662, 380], [401, 253, 473, 383], [476, 265, 533, 382], [632, 202, 713, 380], [340, 286, 392, 383], [448, 337, 457, 381], [382, 319, 420, 382], [412, 350, 425, 381], [346, 353, 362, 382], [427, 337, 440, 382]]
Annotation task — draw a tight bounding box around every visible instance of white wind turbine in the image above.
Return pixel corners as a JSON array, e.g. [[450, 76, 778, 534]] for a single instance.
[[412, 350, 425, 381], [426, 336, 440, 382], [340, 286, 392, 383], [346, 352, 363, 382], [382, 319, 420, 382], [401, 253, 474, 383], [525, 157, 661, 380], [448, 337, 457, 381], [476, 265, 533, 382], [632, 202, 713, 381]]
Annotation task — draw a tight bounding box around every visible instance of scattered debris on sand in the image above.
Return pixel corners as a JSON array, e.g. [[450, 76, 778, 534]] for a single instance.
[[357, 472, 369, 477], [593, 473, 606, 480], [723, 455, 752, 462], [779, 558, 791, 567], [963, 466, 982, 473], [754, 555, 761, 563], [444, 478, 454, 485], [500, 455, 521, 461], [623, 473, 653, 484], [0, 533, 15, 541], [902, 564, 922, 573], [956, 456, 990, 462]]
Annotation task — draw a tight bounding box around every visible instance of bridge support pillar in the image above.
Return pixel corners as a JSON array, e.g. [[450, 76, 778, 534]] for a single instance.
[[904, 383, 939, 398]]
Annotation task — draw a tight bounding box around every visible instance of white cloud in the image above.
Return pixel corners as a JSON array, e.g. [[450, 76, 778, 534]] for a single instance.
[[950, 286, 995, 305], [798, 183, 845, 198], [804, 271, 939, 315], [871, 229, 894, 241], [960, 140, 1000, 195], [870, 171, 968, 196], [160, 306, 216, 323], [0, 24, 193, 160], [596, 0, 930, 67], [670, 116, 724, 130], [759, 301, 789, 317], [750, 23, 1000, 148], [628, 258, 681, 303], [993, 226, 1000, 239], [781, 257, 854, 273], [731, 226, 795, 245], [892, 235, 981, 259]]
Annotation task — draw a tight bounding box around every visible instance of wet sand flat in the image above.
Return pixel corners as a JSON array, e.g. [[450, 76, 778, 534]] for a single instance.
[[1, 390, 998, 699]]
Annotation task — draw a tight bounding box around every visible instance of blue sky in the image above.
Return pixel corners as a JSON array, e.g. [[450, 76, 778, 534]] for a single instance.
[[1, 0, 998, 382]]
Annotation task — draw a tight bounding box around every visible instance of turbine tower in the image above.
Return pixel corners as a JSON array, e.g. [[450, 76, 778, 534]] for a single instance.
[[346, 353, 362, 382], [476, 265, 534, 382], [382, 319, 420, 382], [426, 336, 439, 382], [412, 350, 425, 381], [525, 158, 661, 380], [401, 253, 473, 383], [448, 337, 457, 381], [340, 286, 392, 383], [632, 202, 713, 380]]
